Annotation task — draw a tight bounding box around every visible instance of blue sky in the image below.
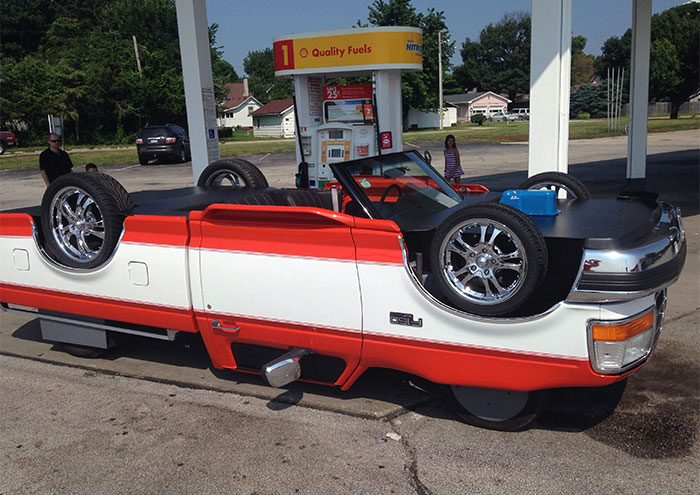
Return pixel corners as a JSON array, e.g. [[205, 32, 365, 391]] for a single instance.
[[205, 0, 688, 76]]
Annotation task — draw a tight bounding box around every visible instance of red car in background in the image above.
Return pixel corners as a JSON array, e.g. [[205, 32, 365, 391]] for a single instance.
[[0, 131, 18, 154]]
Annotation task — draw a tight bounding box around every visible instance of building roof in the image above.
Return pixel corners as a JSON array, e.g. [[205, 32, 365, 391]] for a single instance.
[[250, 98, 294, 116], [445, 91, 512, 105], [220, 81, 260, 112]]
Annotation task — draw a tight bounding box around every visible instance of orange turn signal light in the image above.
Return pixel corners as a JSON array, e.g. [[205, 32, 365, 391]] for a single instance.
[[592, 310, 654, 342]]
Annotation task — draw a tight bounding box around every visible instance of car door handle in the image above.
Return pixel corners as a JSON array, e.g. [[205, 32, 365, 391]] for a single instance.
[[211, 320, 240, 334]]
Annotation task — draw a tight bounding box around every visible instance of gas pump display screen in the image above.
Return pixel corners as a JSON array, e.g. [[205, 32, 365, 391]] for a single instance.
[[324, 99, 374, 124]]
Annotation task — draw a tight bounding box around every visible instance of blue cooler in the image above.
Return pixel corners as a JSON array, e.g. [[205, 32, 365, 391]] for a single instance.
[[500, 189, 559, 216]]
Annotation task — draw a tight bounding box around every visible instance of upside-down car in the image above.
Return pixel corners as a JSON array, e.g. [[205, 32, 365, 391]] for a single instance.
[[0, 151, 686, 430]]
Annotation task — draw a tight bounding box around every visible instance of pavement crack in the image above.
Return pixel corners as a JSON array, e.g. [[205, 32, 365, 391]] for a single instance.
[[389, 418, 432, 495], [665, 307, 700, 323]]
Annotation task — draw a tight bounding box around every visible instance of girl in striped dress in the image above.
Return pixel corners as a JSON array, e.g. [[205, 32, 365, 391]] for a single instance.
[[443, 134, 463, 184]]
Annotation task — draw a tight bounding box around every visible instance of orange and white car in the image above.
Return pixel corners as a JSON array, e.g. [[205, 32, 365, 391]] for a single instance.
[[0, 152, 686, 430]]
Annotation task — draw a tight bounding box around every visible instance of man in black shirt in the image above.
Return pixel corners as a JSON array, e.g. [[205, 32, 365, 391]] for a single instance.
[[39, 133, 73, 186]]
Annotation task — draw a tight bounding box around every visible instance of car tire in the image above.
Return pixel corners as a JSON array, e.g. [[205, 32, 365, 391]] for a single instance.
[[429, 203, 548, 316], [40, 173, 127, 269], [61, 343, 105, 358], [442, 385, 548, 431], [93, 172, 135, 213], [138, 155, 149, 166], [0, 141, 6, 155], [197, 158, 269, 189], [518, 171, 591, 200]]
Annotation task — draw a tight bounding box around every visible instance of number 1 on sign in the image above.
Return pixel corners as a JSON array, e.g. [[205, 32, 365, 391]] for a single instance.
[[281, 44, 288, 66]]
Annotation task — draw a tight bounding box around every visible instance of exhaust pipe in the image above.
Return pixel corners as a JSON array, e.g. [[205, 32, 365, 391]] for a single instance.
[[262, 348, 313, 388]]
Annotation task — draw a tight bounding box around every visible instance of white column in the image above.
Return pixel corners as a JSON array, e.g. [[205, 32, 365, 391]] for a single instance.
[[528, 0, 572, 176], [374, 70, 403, 152], [627, 0, 652, 181], [175, 0, 220, 184]]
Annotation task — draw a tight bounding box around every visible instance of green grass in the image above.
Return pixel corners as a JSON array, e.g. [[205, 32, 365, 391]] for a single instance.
[[2, 115, 697, 171]]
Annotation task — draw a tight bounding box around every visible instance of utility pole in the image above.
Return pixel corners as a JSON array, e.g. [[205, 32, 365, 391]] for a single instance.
[[132, 35, 142, 78], [439, 31, 443, 130]]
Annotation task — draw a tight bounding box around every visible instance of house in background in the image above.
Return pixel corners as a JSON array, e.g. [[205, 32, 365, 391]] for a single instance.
[[251, 98, 295, 138], [217, 78, 262, 129], [445, 92, 512, 122]]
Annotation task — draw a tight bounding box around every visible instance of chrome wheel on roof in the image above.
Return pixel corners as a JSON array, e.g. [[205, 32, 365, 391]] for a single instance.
[[197, 159, 269, 189], [518, 171, 591, 200], [40, 173, 130, 269], [440, 217, 527, 306], [49, 186, 105, 263], [429, 203, 548, 316]]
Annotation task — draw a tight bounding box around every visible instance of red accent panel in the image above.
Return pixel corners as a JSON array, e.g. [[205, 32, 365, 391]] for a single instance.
[[273, 39, 295, 71], [194, 205, 357, 261], [356, 333, 625, 391], [195, 311, 361, 386], [0, 213, 34, 237], [351, 228, 404, 265], [0, 282, 198, 333], [121, 215, 190, 246], [453, 183, 490, 193]]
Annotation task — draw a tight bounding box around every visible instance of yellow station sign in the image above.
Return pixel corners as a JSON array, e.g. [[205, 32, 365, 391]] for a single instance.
[[274, 27, 423, 76]]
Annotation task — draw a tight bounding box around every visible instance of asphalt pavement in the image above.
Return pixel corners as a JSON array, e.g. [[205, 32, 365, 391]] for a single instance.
[[1, 130, 698, 493]]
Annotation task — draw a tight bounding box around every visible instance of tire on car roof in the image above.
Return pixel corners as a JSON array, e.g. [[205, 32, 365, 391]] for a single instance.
[[197, 158, 268, 189], [518, 171, 591, 200], [429, 202, 548, 317], [40, 173, 132, 269]]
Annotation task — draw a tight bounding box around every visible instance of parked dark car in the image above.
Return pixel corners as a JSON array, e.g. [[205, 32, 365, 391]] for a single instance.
[[0, 131, 18, 155], [136, 124, 190, 165]]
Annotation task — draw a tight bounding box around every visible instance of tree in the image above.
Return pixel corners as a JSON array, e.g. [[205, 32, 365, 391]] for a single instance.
[[569, 83, 607, 118], [571, 36, 595, 86], [0, 0, 236, 144], [209, 23, 240, 102], [595, 3, 699, 119], [359, 0, 455, 125], [243, 49, 292, 104], [453, 12, 531, 102]]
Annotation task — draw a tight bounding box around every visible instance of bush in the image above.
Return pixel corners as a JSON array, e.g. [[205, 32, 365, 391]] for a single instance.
[[577, 112, 591, 120], [217, 127, 233, 138], [471, 114, 487, 126]]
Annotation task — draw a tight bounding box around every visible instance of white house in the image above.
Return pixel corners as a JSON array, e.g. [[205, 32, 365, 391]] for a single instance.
[[251, 98, 295, 138], [216, 78, 262, 129]]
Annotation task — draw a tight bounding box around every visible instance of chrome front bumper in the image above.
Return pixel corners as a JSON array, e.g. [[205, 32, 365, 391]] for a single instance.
[[567, 202, 686, 303]]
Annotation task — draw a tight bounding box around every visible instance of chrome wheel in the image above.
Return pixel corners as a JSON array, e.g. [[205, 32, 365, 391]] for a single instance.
[[49, 186, 105, 263], [439, 218, 527, 306], [205, 170, 247, 187]]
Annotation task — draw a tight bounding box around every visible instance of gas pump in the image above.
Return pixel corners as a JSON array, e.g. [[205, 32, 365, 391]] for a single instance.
[[273, 27, 423, 188]]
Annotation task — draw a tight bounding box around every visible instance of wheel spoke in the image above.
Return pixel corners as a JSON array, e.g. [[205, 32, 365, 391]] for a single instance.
[[486, 273, 506, 295], [76, 195, 95, 218], [59, 201, 76, 221], [457, 271, 476, 286], [76, 232, 92, 256], [479, 225, 488, 244], [454, 235, 478, 254], [486, 227, 501, 247], [498, 250, 521, 262]]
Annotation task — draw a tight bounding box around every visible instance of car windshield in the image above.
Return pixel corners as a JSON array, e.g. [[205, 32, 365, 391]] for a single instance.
[[331, 151, 462, 222]]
